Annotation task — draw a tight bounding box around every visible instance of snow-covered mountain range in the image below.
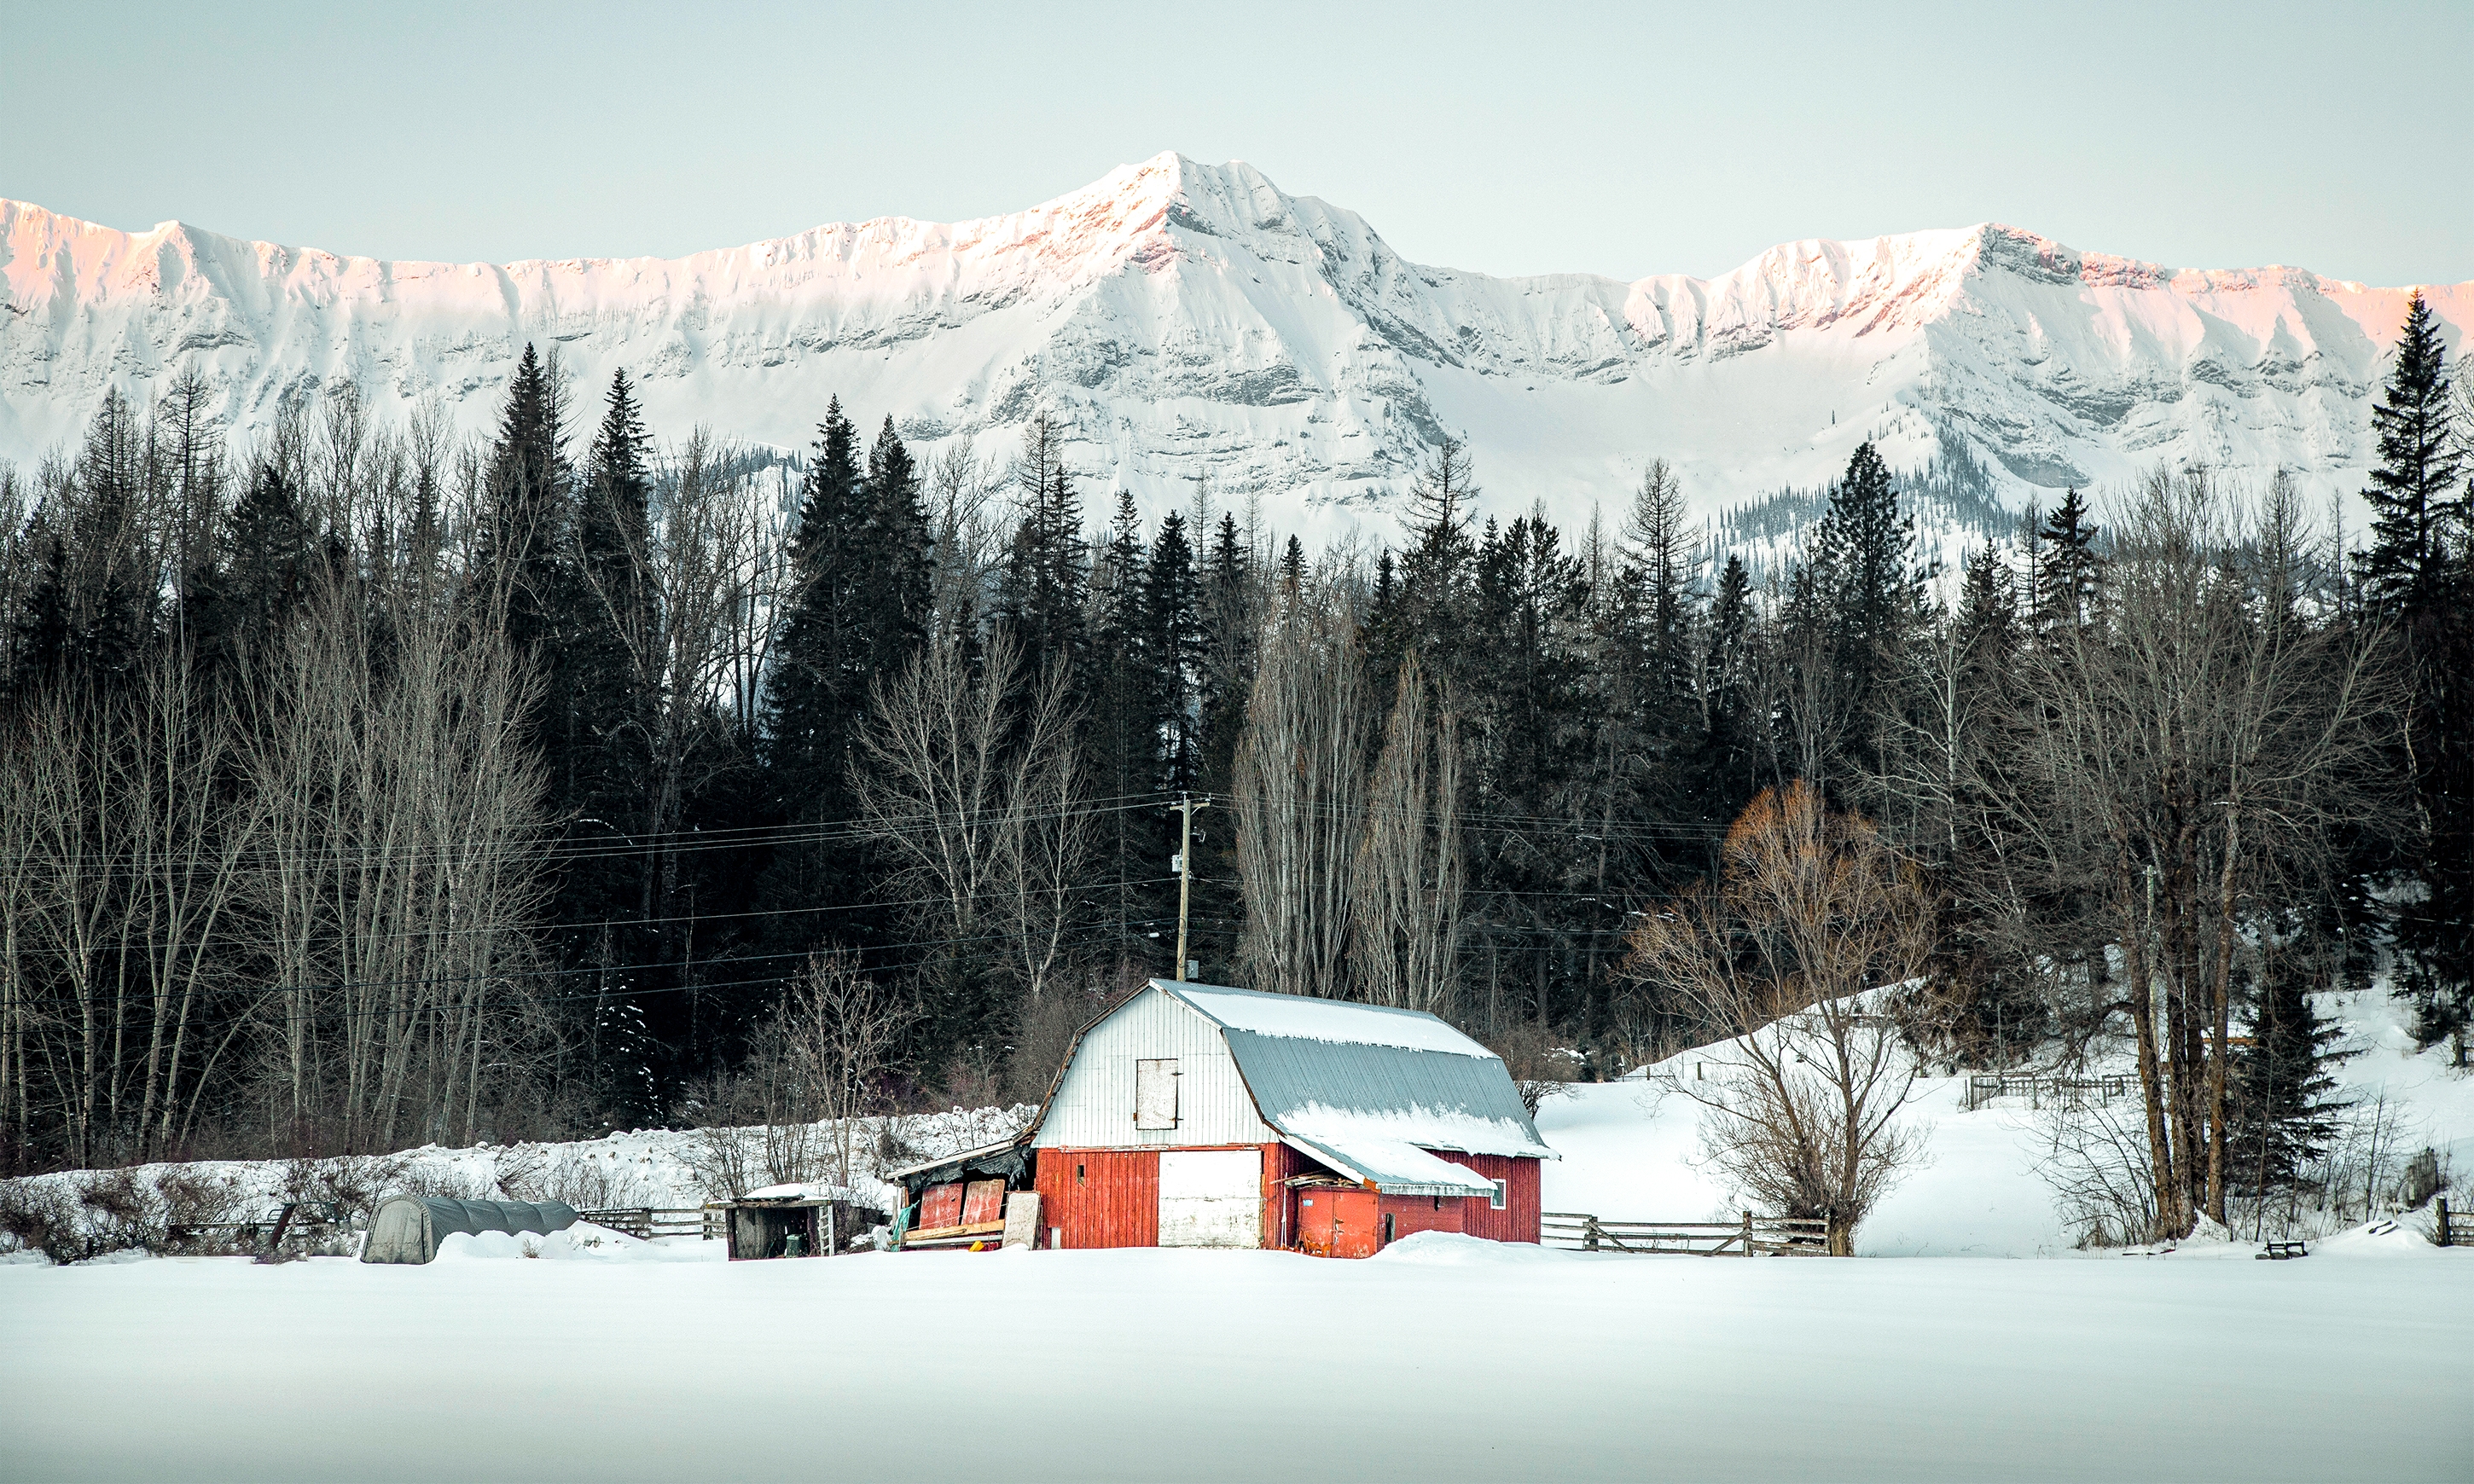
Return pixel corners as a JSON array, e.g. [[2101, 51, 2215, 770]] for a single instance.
[[4, 153, 2466, 538]]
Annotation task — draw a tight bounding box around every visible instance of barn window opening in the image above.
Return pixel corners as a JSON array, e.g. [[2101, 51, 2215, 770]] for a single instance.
[[1490, 1179, 1508, 1210], [1432, 1197, 1442, 1210], [1077, 1163, 1085, 1184], [1135, 1058, 1179, 1130]]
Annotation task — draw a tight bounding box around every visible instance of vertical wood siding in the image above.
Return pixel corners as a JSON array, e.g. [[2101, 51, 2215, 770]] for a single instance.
[[1429, 1152, 1542, 1243], [1032, 987, 1277, 1151], [1378, 1191, 1468, 1243], [1035, 1148, 1159, 1249]]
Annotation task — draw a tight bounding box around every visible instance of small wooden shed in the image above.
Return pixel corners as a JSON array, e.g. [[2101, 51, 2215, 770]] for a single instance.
[[720, 1184, 887, 1260], [894, 980, 1554, 1256]]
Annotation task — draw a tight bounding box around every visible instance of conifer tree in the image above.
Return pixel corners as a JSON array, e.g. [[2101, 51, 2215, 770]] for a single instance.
[[1623, 459, 1699, 702], [859, 415, 932, 680], [476, 345, 574, 659], [204, 459, 309, 673], [2357, 294, 2474, 1056], [2030, 488, 2102, 643], [1955, 543, 2019, 673], [566, 371, 659, 996], [2226, 950, 2349, 1198], [2359, 293, 2465, 614], [1189, 512, 1258, 978], [1377, 434, 1478, 680], [1144, 508, 1203, 795], [763, 397, 870, 942], [996, 426, 1089, 677], [1088, 490, 1164, 964], [1811, 440, 1920, 687]]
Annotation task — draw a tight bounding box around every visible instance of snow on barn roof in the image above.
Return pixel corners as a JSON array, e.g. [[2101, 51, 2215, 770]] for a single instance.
[[1155, 981, 1556, 1194], [1165, 982, 1495, 1057]]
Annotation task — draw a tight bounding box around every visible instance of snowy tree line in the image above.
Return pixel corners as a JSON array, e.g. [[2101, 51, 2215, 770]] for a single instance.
[[1, 299, 2466, 1247]]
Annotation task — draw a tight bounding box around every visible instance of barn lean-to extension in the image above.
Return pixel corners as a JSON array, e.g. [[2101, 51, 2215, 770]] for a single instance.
[[891, 981, 1554, 1256]]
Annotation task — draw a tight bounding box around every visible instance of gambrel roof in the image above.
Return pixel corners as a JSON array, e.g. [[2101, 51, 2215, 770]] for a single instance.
[[1027, 980, 1554, 1197]]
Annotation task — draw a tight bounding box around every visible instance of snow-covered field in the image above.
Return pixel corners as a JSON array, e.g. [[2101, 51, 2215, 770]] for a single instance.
[[4, 1232, 2467, 1483], [4, 989, 2469, 1481]]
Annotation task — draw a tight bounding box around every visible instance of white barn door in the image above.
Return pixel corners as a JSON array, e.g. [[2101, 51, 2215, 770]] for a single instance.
[[1157, 1150, 1262, 1248]]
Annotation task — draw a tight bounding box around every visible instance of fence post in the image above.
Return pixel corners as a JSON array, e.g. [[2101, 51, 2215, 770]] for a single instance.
[[2440, 1197, 2453, 1248], [1584, 1216, 1600, 1252], [1741, 1210, 1753, 1257]]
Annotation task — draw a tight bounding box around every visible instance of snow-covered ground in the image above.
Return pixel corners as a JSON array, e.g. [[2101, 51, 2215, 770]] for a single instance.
[[3, 1233, 2466, 1482], [1543, 986, 2474, 1257], [3, 990, 2468, 1481]]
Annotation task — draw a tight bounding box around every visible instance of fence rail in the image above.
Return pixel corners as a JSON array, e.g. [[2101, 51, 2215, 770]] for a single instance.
[[1960, 1073, 2134, 1112], [1542, 1211, 1832, 1256], [578, 1206, 723, 1241]]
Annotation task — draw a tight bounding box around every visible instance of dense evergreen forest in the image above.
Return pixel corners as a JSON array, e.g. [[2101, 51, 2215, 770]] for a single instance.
[[1, 299, 2466, 1242]]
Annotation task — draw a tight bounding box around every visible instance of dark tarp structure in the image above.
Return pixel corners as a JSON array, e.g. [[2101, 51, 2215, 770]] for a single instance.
[[360, 1197, 580, 1264]]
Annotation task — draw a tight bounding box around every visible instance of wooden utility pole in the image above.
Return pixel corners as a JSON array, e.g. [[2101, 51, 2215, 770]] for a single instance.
[[1173, 794, 1211, 982]]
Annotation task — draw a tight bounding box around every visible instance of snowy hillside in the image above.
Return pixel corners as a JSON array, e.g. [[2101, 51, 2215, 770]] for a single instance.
[[6, 988, 2463, 1265], [1541, 986, 2474, 1257], [6, 154, 2467, 539]]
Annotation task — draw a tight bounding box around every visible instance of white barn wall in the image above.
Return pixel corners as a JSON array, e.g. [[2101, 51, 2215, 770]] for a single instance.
[[1032, 986, 1275, 1150]]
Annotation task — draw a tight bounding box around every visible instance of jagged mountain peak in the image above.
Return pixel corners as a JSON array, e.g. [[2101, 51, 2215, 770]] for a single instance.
[[2, 161, 2465, 545]]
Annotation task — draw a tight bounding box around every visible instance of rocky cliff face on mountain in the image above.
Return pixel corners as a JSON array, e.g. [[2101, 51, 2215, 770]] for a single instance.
[[4, 153, 2465, 536]]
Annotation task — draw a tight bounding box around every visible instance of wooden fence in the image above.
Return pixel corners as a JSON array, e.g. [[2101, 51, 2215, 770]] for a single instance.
[[1961, 1073, 2134, 1112], [578, 1206, 724, 1241], [1542, 1211, 1832, 1256]]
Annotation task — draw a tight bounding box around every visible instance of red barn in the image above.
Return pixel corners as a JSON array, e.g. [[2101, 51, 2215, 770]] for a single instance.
[[896, 980, 1554, 1255]]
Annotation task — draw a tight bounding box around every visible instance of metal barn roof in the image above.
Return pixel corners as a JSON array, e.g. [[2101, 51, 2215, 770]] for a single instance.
[[1150, 982, 1556, 1196]]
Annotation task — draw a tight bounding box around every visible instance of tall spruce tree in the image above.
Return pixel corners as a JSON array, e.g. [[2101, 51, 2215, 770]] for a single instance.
[[859, 416, 932, 680], [2030, 488, 2102, 643], [2359, 293, 2465, 613], [2358, 294, 2474, 1057], [1088, 490, 1166, 965], [1145, 509, 1203, 796], [1811, 440, 1920, 699], [202, 459, 310, 674], [569, 371, 660, 1017], [1189, 512, 1258, 979], [1376, 434, 1478, 681], [2226, 948, 2349, 1200], [762, 397, 872, 956], [996, 433, 1089, 678]]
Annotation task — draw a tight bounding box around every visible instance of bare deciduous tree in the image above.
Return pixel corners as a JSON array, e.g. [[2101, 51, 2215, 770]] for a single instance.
[[1352, 650, 1464, 1015], [778, 952, 915, 1187], [855, 627, 1091, 1014], [244, 572, 551, 1151], [1627, 782, 1939, 1254], [1235, 594, 1371, 997], [2000, 469, 2393, 1237]]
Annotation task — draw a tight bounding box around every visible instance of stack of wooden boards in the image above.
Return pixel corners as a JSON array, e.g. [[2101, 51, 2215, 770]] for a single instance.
[[903, 1179, 1042, 1250]]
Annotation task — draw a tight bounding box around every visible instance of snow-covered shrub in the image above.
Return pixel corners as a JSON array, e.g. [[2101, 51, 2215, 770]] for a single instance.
[[0, 1179, 80, 1261], [0, 1168, 249, 1262], [512, 1151, 662, 1209]]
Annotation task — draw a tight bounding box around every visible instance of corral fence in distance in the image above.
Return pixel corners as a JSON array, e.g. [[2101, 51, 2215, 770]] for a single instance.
[[1542, 1210, 1831, 1255], [578, 1206, 725, 1241], [1961, 1073, 2136, 1112]]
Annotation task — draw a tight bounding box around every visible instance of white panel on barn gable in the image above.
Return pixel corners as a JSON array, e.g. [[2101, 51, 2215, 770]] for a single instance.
[[1032, 985, 1275, 1149]]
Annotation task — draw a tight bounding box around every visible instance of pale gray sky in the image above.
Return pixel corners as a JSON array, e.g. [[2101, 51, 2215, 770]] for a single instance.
[[11, 0, 2468, 287]]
